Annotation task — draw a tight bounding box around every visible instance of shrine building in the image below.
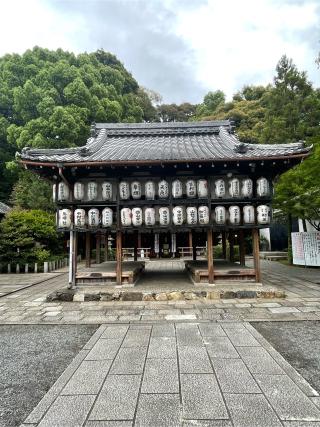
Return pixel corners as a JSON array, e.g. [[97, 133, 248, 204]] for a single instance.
[[19, 120, 311, 287]]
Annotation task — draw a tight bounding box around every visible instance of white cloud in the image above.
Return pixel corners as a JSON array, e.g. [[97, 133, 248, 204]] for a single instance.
[[0, 0, 87, 56], [174, 0, 320, 98], [0, 0, 319, 102]]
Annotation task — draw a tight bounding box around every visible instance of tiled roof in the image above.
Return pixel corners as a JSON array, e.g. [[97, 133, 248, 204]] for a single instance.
[[19, 120, 311, 164], [0, 202, 11, 214]]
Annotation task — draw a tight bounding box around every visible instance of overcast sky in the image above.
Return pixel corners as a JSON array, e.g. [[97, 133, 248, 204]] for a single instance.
[[1, 0, 319, 103]]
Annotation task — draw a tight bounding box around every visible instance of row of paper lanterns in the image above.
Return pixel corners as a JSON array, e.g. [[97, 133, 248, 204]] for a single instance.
[[53, 177, 270, 202], [58, 205, 271, 228]]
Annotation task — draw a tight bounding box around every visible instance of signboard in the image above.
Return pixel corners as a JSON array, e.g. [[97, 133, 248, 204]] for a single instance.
[[292, 232, 320, 267]]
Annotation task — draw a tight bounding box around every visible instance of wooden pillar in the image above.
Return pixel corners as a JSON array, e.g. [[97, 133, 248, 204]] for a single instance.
[[222, 232, 227, 259], [68, 229, 76, 289], [188, 231, 193, 258], [74, 231, 78, 274], [85, 231, 91, 268], [105, 233, 108, 261], [239, 229, 246, 266], [229, 232, 234, 263], [252, 228, 261, 282], [116, 230, 122, 285], [207, 229, 214, 284], [134, 231, 138, 261], [192, 231, 197, 261], [96, 231, 101, 264]]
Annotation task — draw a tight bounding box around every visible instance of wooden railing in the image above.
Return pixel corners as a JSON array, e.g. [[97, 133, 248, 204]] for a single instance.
[[122, 247, 151, 260]]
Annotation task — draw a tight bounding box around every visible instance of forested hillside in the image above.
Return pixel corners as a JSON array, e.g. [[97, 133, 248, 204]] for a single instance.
[[0, 47, 156, 202]]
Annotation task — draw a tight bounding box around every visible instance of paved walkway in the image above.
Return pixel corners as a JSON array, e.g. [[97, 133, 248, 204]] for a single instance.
[[21, 322, 320, 427]]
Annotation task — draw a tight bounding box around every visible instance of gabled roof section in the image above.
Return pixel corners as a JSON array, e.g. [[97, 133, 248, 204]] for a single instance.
[[19, 120, 312, 165]]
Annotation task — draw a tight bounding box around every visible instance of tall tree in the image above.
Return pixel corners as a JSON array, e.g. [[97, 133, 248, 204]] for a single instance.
[[0, 47, 155, 202]]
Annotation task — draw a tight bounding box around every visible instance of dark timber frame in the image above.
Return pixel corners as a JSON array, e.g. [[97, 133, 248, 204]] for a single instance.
[[19, 120, 311, 287]]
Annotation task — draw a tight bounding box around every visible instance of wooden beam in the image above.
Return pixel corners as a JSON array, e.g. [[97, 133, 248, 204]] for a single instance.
[[239, 229, 246, 266], [85, 231, 91, 268], [96, 231, 101, 264], [116, 230, 122, 286], [252, 228, 261, 283], [222, 232, 227, 259], [207, 229, 214, 284]]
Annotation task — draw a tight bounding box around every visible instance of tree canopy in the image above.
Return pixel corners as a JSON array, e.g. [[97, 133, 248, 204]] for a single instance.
[[0, 47, 156, 202], [0, 209, 61, 263]]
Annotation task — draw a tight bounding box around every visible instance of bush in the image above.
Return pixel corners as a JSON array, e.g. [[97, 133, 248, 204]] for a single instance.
[[0, 208, 63, 263]]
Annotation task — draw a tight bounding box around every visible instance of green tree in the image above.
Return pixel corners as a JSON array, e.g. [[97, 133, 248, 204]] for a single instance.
[[273, 145, 320, 231], [261, 55, 320, 145], [0, 46, 153, 202], [10, 170, 54, 211], [0, 209, 61, 263]]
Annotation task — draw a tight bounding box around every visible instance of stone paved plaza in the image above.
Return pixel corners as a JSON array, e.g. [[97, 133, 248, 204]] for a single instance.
[[0, 260, 320, 324], [21, 322, 320, 427], [0, 259, 319, 426]]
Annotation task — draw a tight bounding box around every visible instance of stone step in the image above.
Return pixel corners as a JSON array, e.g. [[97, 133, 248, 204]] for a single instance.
[[47, 287, 285, 302]]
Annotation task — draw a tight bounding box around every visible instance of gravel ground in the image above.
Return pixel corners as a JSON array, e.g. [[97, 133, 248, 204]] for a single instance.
[[0, 324, 98, 427], [252, 321, 320, 393]]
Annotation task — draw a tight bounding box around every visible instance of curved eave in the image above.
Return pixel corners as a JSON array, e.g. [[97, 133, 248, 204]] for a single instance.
[[20, 151, 310, 169]]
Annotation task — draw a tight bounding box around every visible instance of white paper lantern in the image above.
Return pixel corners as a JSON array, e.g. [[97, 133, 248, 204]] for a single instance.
[[121, 208, 132, 226], [257, 177, 270, 197], [52, 184, 56, 202], [186, 207, 197, 225], [119, 181, 130, 200], [215, 179, 225, 198], [243, 205, 255, 224], [158, 180, 169, 199], [58, 209, 71, 228], [229, 206, 241, 225], [132, 207, 143, 226], [172, 180, 183, 198], [229, 178, 240, 198], [102, 208, 113, 227], [173, 206, 184, 225], [88, 208, 100, 227], [102, 182, 113, 201], [257, 205, 271, 224], [186, 180, 197, 198], [145, 181, 155, 200], [197, 179, 208, 198], [58, 182, 69, 201], [159, 207, 170, 226], [74, 209, 86, 227], [215, 206, 226, 224], [145, 207, 156, 226], [198, 205, 209, 224], [241, 178, 253, 198], [87, 182, 98, 201], [73, 182, 84, 200], [131, 181, 142, 199]]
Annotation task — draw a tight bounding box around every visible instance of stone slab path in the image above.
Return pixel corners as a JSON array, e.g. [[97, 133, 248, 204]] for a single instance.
[[21, 321, 320, 427]]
